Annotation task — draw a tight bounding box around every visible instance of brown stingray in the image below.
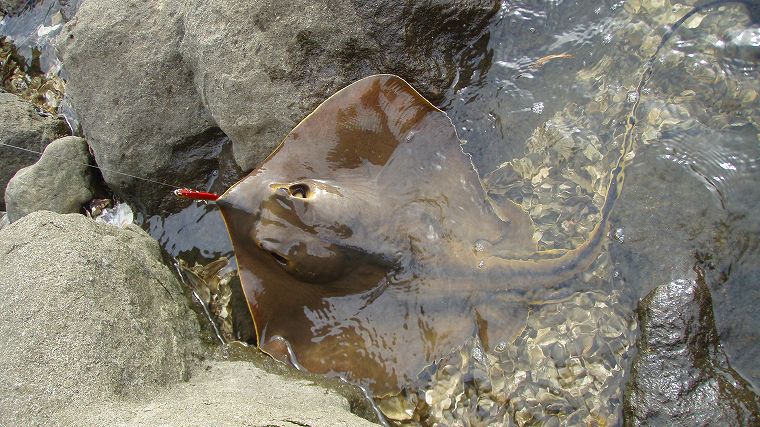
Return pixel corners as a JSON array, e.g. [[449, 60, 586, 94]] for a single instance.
[[217, 75, 624, 395]]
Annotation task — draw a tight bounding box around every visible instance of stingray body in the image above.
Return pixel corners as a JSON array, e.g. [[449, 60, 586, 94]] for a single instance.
[[217, 75, 624, 394]]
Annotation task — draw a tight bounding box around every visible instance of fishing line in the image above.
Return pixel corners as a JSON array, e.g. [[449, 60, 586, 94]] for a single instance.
[[0, 141, 182, 190]]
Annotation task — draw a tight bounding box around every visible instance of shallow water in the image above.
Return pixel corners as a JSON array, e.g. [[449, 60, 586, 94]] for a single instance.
[[2, 0, 759, 423], [0, 0, 80, 73], [449, 0, 760, 392], [377, 1, 759, 422]]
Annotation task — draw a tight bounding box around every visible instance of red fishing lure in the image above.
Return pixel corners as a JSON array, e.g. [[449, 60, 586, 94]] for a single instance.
[[173, 188, 220, 201]]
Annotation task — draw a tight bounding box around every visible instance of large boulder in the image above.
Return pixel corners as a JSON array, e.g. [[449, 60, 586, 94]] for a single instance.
[[55, 0, 221, 214], [56, 0, 498, 213], [0, 211, 203, 425], [624, 277, 760, 426], [5, 136, 95, 222], [181, 0, 499, 172], [0, 91, 68, 210]]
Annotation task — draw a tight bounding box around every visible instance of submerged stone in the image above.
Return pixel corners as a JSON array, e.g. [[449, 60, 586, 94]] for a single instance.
[[624, 277, 760, 426]]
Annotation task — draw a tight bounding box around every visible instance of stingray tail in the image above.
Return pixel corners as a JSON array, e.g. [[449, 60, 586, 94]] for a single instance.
[[472, 113, 633, 297]]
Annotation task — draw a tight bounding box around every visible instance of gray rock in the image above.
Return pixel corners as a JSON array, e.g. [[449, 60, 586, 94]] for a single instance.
[[56, 0, 497, 212], [55, 0, 221, 213], [5, 136, 95, 222], [70, 360, 380, 426], [0, 211, 204, 425], [611, 127, 760, 389], [351, 0, 499, 99], [624, 277, 760, 426], [182, 0, 499, 172], [0, 91, 68, 211], [179, 0, 375, 172]]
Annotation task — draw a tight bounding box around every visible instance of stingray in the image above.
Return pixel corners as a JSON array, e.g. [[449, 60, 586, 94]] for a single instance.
[[216, 74, 626, 395]]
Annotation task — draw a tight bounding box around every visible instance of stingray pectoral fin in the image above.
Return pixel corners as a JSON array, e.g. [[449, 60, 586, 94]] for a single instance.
[[486, 193, 537, 253], [259, 335, 306, 370]]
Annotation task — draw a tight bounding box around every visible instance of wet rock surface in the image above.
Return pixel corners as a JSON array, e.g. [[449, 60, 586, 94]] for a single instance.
[[5, 135, 94, 221], [624, 276, 760, 426], [609, 84, 760, 392], [57, 0, 498, 213], [0, 211, 203, 425], [609, 143, 723, 302], [0, 91, 68, 210]]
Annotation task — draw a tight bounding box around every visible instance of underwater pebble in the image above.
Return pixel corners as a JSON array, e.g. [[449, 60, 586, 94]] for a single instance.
[[378, 290, 636, 425]]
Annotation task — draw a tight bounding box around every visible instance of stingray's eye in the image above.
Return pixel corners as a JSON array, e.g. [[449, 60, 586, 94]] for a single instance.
[[288, 183, 310, 198]]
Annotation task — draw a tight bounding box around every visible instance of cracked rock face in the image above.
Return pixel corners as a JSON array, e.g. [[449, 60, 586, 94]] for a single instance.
[[624, 276, 760, 426], [57, 0, 498, 214]]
